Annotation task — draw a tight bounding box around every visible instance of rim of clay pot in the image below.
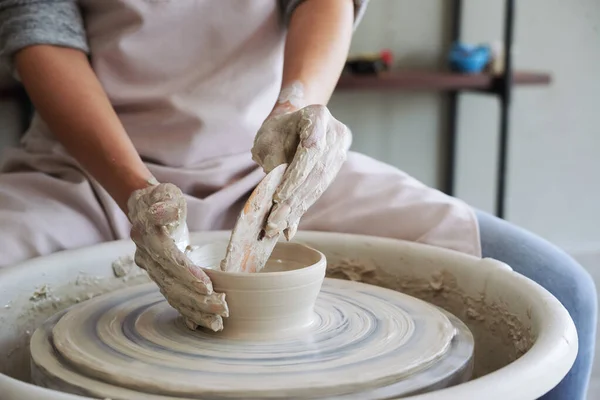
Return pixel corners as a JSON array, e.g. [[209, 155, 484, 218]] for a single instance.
[[198, 241, 326, 277]]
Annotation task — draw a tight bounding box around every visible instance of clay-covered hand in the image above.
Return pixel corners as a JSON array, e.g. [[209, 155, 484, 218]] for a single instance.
[[252, 104, 351, 241], [127, 183, 229, 331]]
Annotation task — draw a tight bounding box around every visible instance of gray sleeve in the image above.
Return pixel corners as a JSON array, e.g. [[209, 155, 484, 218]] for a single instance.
[[279, 0, 369, 29], [0, 0, 89, 71]]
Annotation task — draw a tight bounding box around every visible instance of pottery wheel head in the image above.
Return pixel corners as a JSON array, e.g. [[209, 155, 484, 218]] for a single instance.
[[30, 279, 474, 399], [220, 164, 288, 273]]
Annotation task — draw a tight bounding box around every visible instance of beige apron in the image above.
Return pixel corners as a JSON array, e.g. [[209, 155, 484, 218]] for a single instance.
[[0, 0, 481, 267]]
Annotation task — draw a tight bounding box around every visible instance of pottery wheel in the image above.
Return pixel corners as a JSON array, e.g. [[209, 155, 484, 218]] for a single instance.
[[31, 279, 474, 399]]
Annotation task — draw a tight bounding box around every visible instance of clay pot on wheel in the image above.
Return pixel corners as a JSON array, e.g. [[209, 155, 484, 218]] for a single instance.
[[192, 242, 327, 338]]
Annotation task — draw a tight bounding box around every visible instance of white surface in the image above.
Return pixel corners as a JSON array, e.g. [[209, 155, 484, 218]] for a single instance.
[[0, 231, 577, 400]]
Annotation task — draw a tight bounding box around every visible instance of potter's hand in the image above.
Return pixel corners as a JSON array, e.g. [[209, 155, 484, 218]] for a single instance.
[[252, 104, 351, 240], [127, 183, 229, 331]]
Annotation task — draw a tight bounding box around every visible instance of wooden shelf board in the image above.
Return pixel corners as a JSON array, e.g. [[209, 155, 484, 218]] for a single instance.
[[336, 70, 551, 92], [0, 71, 551, 99]]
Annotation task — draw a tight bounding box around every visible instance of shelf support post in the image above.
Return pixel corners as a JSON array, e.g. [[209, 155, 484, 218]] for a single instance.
[[495, 0, 515, 218], [444, 0, 463, 196]]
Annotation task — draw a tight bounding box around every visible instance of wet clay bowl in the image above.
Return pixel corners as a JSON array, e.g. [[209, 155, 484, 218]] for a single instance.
[[190, 242, 326, 338]]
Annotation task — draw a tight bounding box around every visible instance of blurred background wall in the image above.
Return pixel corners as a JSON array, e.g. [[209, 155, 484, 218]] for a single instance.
[[329, 0, 600, 262]]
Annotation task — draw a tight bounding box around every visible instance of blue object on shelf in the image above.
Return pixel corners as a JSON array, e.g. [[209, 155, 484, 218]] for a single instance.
[[448, 42, 491, 74]]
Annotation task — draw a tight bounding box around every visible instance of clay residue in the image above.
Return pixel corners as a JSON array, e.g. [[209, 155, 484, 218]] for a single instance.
[[1, 259, 151, 381], [112, 255, 147, 282], [326, 258, 535, 378], [327, 258, 379, 283], [30, 285, 50, 301]]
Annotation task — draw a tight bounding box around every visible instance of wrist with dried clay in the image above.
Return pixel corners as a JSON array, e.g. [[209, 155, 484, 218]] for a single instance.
[[270, 81, 306, 117]]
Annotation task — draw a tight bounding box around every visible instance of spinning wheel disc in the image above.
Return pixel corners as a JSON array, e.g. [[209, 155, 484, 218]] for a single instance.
[[31, 279, 474, 399]]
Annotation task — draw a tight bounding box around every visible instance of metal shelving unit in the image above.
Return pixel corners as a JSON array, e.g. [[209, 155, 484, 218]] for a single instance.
[[336, 0, 550, 218]]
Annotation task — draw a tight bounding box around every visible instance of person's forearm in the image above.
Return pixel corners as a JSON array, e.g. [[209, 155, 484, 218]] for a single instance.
[[274, 0, 354, 115], [15, 45, 154, 213]]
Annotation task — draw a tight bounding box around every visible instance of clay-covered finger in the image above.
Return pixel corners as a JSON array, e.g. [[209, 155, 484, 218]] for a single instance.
[[280, 108, 348, 209], [148, 182, 183, 203], [144, 184, 187, 225], [265, 157, 326, 239], [142, 241, 213, 296], [167, 299, 224, 332], [145, 225, 214, 293], [166, 288, 228, 318], [273, 147, 317, 204], [184, 314, 224, 332], [284, 220, 299, 241], [166, 247, 214, 294], [268, 145, 345, 240], [146, 261, 222, 328], [148, 201, 181, 226], [272, 112, 327, 204], [171, 290, 229, 317], [145, 266, 228, 330], [135, 252, 207, 319], [264, 147, 319, 239], [135, 251, 179, 296], [176, 304, 224, 332], [292, 146, 344, 210], [263, 202, 291, 239]]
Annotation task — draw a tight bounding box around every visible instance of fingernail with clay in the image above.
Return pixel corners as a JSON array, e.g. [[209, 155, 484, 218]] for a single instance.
[[264, 203, 290, 238], [264, 219, 286, 238], [284, 222, 299, 241]]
